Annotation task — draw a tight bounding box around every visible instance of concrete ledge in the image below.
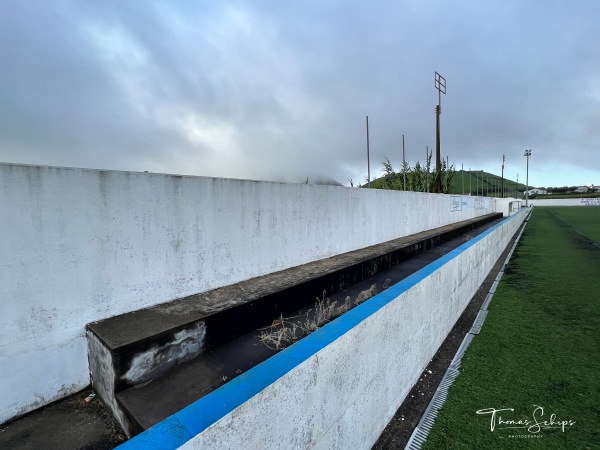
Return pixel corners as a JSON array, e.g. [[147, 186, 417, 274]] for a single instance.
[[87, 213, 501, 436], [88, 213, 502, 352], [118, 210, 526, 449]]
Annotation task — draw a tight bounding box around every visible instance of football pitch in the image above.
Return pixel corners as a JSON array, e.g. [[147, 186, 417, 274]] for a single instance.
[[422, 207, 600, 449]]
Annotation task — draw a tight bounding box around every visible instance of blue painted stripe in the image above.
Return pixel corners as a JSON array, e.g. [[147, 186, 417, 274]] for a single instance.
[[118, 416, 193, 450], [118, 211, 523, 450]]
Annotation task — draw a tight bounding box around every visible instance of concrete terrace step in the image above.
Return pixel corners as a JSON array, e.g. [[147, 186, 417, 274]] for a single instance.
[[117, 327, 279, 433], [86, 212, 502, 436]]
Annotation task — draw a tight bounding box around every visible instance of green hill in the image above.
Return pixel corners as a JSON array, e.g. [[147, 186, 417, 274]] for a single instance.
[[367, 168, 528, 198], [450, 170, 527, 197]]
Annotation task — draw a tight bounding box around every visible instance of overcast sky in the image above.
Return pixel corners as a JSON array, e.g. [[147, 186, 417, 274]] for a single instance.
[[1, 1, 599, 188]]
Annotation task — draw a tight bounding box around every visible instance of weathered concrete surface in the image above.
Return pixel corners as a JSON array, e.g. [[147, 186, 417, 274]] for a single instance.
[[525, 197, 599, 206], [0, 214, 513, 450], [495, 197, 523, 216], [114, 215, 504, 436], [373, 214, 528, 448], [0, 389, 125, 450], [119, 211, 526, 450], [117, 333, 278, 434], [88, 213, 501, 437], [88, 214, 500, 350], [0, 162, 494, 424], [87, 332, 135, 438]]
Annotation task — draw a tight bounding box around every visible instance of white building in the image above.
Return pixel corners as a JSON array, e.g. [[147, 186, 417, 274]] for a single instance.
[[524, 188, 547, 196]]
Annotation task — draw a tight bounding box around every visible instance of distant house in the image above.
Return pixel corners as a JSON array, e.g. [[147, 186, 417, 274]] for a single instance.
[[575, 186, 589, 193], [524, 188, 547, 196]]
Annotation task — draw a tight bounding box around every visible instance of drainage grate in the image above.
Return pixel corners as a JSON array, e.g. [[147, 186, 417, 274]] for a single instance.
[[405, 366, 460, 450], [451, 333, 473, 368], [489, 279, 499, 293], [481, 292, 494, 311], [469, 310, 488, 335]]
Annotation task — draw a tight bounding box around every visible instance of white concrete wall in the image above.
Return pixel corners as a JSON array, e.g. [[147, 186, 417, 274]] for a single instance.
[[0, 163, 494, 424], [120, 209, 527, 450], [495, 197, 524, 216], [526, 197, 600, 207]]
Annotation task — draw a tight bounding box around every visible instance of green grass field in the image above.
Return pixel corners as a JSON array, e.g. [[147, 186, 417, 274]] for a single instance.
[[544, 206, 600, 244], [422, 207, 600, 449]]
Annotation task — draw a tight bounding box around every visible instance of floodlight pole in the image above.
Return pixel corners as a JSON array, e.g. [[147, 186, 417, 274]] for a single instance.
[[402, 134, 406, 190], [366, 116, 370, 188], [524, 149, 532, 206], [501, 154, 505, 198], [426, 146, 429, 193], [481, 171, 484, 196], [434, 71, 446, 193], [447, 156, 449, 192]]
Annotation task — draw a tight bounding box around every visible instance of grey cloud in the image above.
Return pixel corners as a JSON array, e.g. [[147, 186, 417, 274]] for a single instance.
[[0, 0, 598, 186]]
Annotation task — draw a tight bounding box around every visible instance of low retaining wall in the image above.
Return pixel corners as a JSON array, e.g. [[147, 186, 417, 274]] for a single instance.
[[120, 210, 527, 450], [526, 198, 600, 207], [495, 198, 523, 216], [0, 163, 494, 424]]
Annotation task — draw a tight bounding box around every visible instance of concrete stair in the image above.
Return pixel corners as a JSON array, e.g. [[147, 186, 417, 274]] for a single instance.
[[86, 213, 502, 436]]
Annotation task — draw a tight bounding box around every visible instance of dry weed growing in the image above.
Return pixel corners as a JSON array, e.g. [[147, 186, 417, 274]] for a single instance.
[[258, 279, 390, 350]]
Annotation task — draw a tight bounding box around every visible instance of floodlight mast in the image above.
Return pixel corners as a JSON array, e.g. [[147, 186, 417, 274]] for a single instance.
[[434, 71, 446, 193], [524, 149, 532, 206], [402, 135, 406, 190], [501, 154, 505, 198], [366, 116, 370, 188]]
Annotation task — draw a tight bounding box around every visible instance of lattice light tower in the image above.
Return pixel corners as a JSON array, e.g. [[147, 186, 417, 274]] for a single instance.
[[434, 71, 446, 193]]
